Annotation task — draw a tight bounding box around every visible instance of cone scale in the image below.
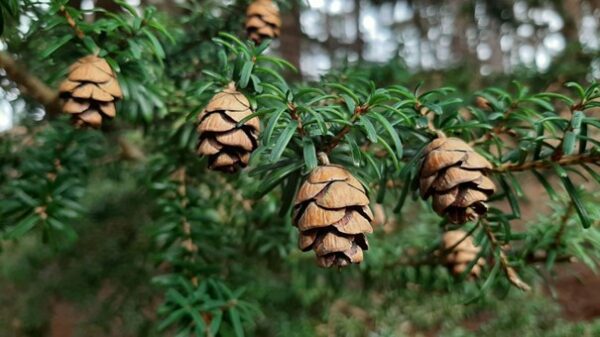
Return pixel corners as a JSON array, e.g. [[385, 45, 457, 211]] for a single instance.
[[441, 230, 485, 278], [196, 83, 260, 173], [59, 55, 122, 128], [245, 0, 281, 44], [293, 164, 373, 268], [419, 137, 496, 224]]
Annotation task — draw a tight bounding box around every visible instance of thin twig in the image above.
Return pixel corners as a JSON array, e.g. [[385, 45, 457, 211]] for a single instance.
[[482, 221, 531, 291], [416, 103, 446, 138], [468, 102, 518, 146], [323, 103, 368, 154], [555, 201, 575, 247], [172, 167, 199, 286], [287, 102, 305, 136], [59, 5, 85, 40], [493, 153, 600, 172]]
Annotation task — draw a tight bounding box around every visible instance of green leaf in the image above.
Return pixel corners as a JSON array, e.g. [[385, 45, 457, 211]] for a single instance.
[[41, 35, 73, 59], [209, 310, 223, 336], [238, 61, 254, 89], [269, 120, 298, 162], [532, 170, 559, 202], [158, 308, 186, 331], [228, 308, 245, 337], [372, 112, 403, 163], [376, 136, 399, 169], [562, 131, 577, 155], [325, 83, 359, 103], [263, 105, 287, 144], [189, 310, 207, 334], [565, 82, 585, 99], [554, 165, 591, 228], [498, 175, 521, 219], [5, 214, 38, 240], [142, 28, 165, 60], [302, 138, 318, 170], [279, 170, 302, 216], [82, 36, 98, 54], [359, 115, 378, 143], [218, 32, 250, 57], [341, 94, 355, 114], [114, 0, 138, 16]]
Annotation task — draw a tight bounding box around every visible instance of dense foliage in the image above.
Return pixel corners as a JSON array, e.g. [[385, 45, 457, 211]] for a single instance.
[[0, 0, 599, 336]]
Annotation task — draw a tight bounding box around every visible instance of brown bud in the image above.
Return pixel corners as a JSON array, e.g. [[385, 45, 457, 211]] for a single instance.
[[475, 96, 491, 110], [441, 230, 485, 278], [196, 84, 260, 172], [371, 203, 386, 228], [59, 55, 122, 128], [245, 0, 281, 44], [293, 165, 373, 268], [419, 137, 495, 224]]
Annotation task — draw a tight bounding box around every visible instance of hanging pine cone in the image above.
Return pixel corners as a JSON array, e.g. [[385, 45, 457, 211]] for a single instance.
[[196, 83, 259, 172], [441, 230, 485, 278], [419, 137, 496, 224], [293, 164, 373, 268], [245, 0, 281, 44], [59, 55, 122, 128]]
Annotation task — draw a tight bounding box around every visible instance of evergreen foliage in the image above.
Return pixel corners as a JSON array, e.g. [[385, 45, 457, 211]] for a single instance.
[[0, 1, 599, 336]]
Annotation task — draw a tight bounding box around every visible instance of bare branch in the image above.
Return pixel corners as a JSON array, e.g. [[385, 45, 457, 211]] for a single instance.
[[482, 221, 531, 291], [0, 52, 61, 116], [493, 153, 600, 173]]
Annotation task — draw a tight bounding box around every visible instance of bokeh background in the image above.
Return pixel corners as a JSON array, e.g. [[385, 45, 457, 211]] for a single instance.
[[1, 1, 600, 336]]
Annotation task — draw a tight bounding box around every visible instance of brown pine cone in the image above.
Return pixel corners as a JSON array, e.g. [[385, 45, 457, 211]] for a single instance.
[[196, 84, 259, 173], [441, 230, 485, 278], [293, 165, 373, 268], [59, 55, 122, 128], [419, 137, 496, 224], [245, 0, 281, 44]]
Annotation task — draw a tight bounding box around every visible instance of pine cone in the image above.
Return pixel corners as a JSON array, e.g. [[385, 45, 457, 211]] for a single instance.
[[245, 0, 281, 44], [59, 55, 122, 128], [419, 137, 496, 224], [293, 165, 373, 268], [196, 84, 259, 172], [441, 230, 485, 278]]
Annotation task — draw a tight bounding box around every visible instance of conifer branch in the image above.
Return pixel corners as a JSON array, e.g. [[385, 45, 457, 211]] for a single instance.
[[287, 102, 305, 136], [482, 221, 531, 291], [493, 153, 600, 172], [323, 103, 368, 153], [172, 167, 199, 286], [59, 5, 85, 40]]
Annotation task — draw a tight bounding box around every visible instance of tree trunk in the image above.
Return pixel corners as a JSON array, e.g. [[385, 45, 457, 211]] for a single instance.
[[279, 0, 302, 78], [94, 0, 121, 13], [353, 0, 364, 61]]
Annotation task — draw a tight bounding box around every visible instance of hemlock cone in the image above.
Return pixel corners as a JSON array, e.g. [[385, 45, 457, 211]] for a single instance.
[[293, 165, 373, 268], [59, 55, 122, 128], [441, 230, 485, 278], [196, 84, 260, 172], [245, 0, 281, 44], [419, 137, 496, 224]]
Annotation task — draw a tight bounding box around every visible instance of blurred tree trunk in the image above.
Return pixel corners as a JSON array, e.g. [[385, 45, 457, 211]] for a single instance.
[[94, 0, 120, 12], [410, 3, 426, 70], [69, 0, 81, 9], [562, 0, 581, 43], [353, 0, 364, 61], [451, 1, 472, 64], [279, 1, 302, 77]]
